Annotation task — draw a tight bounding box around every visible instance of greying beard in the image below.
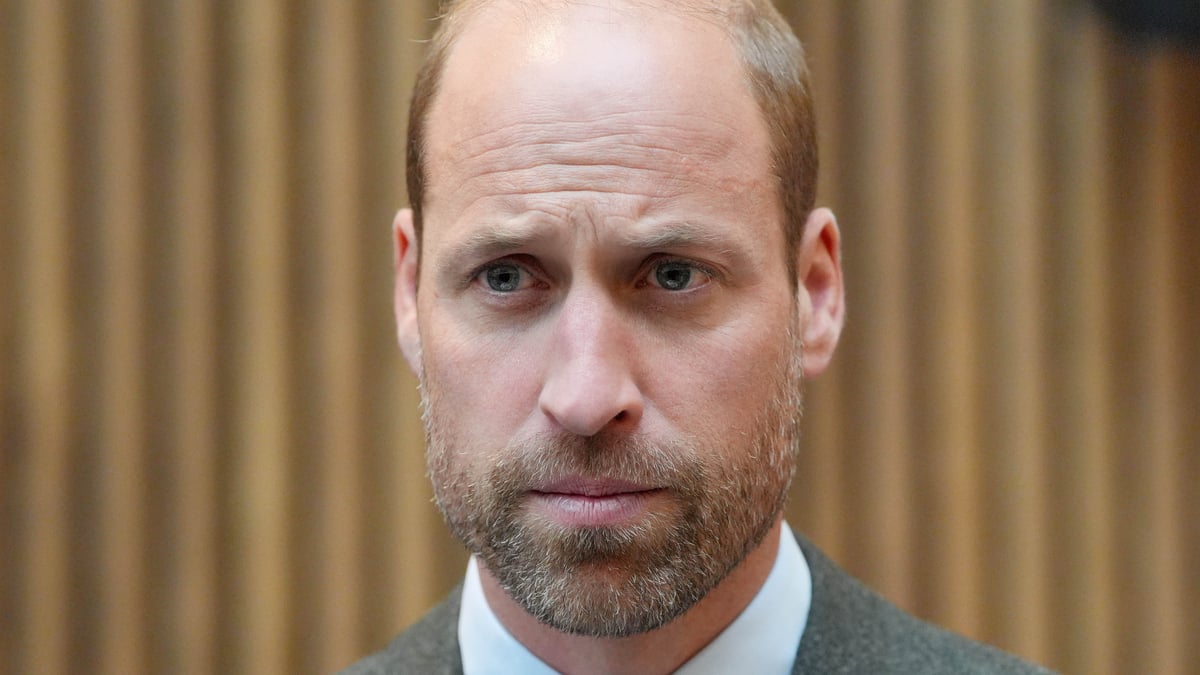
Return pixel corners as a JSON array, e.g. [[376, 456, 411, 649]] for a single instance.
[[419, 335, 804, 637]]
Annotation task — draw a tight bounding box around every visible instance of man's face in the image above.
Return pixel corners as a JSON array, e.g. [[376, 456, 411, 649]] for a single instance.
[[398, 2, 827, 637]]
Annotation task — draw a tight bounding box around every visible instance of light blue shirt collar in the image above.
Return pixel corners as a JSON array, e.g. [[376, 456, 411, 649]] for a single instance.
[[459, 523, 812, 674]]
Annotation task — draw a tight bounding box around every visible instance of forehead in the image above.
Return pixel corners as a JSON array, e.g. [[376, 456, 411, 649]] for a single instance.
[[417, 0, 782, 263], [433, 3, 767, 166]]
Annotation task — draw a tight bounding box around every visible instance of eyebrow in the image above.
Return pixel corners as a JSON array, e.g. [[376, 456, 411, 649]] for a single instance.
[[446, 224, 540, 258], [433, 221, 559, 288], [449, 220, 737, 255], [613, 221, 739, 253]]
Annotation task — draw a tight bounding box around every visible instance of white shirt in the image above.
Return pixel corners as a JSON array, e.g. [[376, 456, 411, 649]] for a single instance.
[[459, 523, 812, 674]]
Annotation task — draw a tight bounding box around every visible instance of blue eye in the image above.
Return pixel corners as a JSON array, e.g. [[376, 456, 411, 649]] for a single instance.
[[653, 261, 695, 290], [484, 263, 523, 292]]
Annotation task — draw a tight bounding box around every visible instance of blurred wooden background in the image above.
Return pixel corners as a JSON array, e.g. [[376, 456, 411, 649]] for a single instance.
[[1, 1, 1197, 673]]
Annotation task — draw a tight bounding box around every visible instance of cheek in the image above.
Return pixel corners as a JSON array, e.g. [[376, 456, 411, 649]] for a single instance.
[[646, 314, 795, 438], [421, 317, 546, 436]]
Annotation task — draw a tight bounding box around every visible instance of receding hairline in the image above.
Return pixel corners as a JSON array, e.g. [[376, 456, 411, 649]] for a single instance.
[[412, 0, 798, 205], [421, 0, 772, 102]]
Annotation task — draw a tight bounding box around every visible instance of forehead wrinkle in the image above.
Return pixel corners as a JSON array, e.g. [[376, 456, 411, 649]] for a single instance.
[[449, 165, 692, 209], [427, 118, 755, 211], [426, 182, 663, 246], [439, 149, 699, 203], [438, 111, 747, 166]]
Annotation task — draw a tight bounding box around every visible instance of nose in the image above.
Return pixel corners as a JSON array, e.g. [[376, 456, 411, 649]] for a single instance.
[[538, 291, 644, 437]]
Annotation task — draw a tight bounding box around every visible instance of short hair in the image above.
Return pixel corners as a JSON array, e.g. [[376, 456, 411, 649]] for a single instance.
[[406, 0, 817, 276]]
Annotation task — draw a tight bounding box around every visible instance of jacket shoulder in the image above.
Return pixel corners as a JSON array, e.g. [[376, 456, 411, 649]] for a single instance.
[[338, 586, 464, 675], [793, 537, 1057, 675]]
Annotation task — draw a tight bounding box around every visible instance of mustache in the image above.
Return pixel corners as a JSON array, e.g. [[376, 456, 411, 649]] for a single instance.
[[486, 432, 704, 497]]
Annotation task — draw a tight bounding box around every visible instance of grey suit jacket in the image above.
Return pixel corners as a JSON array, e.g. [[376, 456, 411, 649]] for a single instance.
[[340, 535, 1054, 674]]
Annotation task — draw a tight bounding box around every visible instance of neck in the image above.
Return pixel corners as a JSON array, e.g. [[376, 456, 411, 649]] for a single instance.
[[479, 517, 783, 675]]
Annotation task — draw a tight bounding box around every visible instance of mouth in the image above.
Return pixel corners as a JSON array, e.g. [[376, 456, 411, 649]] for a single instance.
[[527, 477, 666, 527], [533, 477, 660, 497]]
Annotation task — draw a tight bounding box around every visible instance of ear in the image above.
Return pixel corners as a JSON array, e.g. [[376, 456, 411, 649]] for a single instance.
[[795, 207, 845, 378], [393, 208, 422, 375]]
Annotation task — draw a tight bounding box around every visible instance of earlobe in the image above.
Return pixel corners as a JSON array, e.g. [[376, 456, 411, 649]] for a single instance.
[[393, 208, 422, 375], [795, 208, 845, 378]]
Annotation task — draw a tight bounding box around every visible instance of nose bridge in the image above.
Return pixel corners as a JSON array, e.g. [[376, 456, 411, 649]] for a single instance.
[[538, 284, 643, 436], [557, 285, 618, 363]]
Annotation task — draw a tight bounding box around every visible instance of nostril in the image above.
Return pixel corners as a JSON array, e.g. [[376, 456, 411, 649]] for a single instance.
[[613, 410, 627, 422]]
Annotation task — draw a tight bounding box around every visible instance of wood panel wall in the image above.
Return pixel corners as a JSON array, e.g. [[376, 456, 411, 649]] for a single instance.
[[2, 2, 1196, 674]]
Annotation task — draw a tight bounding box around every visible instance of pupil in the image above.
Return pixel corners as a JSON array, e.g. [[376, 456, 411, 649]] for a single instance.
[[656, 263, 691, 290], [486, 265, 520, 292]]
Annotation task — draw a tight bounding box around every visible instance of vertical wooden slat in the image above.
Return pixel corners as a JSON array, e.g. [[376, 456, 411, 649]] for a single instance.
[[0, 2, 19, 665], [1103, 40, 1190, 675], [1042, 11, 1115, 675], [838, 0, 913, 605], [310, 1, 364, 670], [169, 1, 218, 672], [1103, 39, 1144, 675], [1166, 54, 1200, 675], [19, 1, 72, 673], [909, 0, 982, 639], [974, 0, 1049, 662], [356, 0, 404, 651], [227, 1, 292, 672], [95, 2, 147, 672], [1128, 51, 1185, 675]]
